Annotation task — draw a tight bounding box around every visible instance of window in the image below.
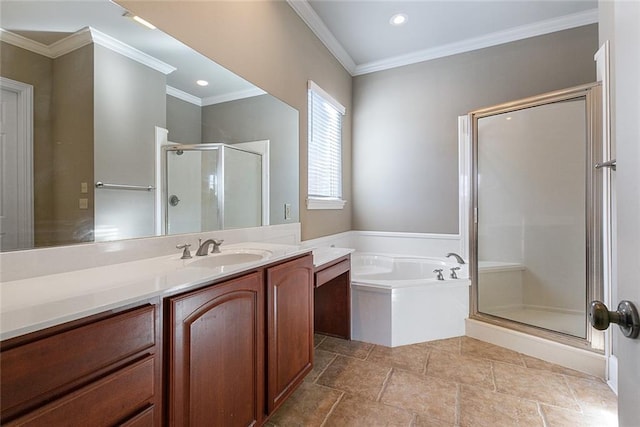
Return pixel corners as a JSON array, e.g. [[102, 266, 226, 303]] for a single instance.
[[307, 81, 346, 209]]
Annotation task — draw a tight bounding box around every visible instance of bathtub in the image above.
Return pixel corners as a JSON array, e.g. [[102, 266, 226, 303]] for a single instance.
[[351, 253, 471, 347]]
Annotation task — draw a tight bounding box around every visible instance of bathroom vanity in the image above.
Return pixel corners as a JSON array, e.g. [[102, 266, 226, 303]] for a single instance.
[[312, 248, 353, 339], [0, 244, 313, 426]]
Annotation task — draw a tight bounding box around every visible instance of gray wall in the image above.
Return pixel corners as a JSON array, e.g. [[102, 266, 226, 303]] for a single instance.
[[51, 44, 94, 245], [94, 44, 166, 241], [166, 95, 202, 144], [352, 25, 599, 234], [202, 94, 299, 226]]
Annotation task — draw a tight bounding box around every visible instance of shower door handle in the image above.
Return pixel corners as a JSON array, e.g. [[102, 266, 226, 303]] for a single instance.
[[589, 300, 640, 338], [594, 159, 617, 171]]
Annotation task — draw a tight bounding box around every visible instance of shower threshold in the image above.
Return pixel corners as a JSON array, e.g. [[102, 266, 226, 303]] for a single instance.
[[484, 307, 585, 337]]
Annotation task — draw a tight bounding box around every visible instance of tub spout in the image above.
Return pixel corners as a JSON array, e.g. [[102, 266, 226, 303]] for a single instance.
[[446, 252, 466, 264]]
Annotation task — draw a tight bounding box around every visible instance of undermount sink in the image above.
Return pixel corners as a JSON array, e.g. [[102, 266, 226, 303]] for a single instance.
[[186, 249, 272, 269]]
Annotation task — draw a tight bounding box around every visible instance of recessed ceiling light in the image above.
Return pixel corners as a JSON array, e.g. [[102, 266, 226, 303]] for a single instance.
[[123, 12, 156, 30], [506, 116, 512, 121], [196, 80, 209, 87], [390, 13, 408, 26]]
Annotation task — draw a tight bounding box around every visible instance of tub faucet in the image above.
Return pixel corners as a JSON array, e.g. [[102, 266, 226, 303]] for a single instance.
[[446, 252, 466, 264], [196, 238, 224, 256], [434, 269, 445, 281]]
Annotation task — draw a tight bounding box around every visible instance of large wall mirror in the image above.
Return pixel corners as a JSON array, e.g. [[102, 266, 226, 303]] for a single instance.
[[0, 0, 299, 252]]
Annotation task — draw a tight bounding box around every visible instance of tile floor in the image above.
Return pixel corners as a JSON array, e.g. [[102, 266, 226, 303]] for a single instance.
[[267, 335, 617, 427]]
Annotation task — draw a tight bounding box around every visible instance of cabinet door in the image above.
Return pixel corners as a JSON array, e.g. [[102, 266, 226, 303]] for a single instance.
[[266, 255, 314, 413], [168, 272, 264, 427]]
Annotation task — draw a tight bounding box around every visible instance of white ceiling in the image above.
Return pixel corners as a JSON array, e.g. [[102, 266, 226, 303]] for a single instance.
[[288, 0, 598, 76], [0, 0, 264, 103]]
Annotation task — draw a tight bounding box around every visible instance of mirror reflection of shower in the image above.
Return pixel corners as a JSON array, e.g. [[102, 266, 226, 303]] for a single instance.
[[163, 143, 266, 235], [471, 83, 604, 349]]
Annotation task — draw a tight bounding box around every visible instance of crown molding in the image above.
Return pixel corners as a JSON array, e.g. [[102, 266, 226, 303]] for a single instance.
[[202, 87, 267, 106], [1, 27, 176, 75], [89, 28, 176, 75], [166, 85, 202, 106], [286, 0, 356, 74], [48, 27, 93, 58], [167, 85, 267, 107], [353, 8, 598, 76], [0, 28, 60, 58], [285, 2, 597, 77]]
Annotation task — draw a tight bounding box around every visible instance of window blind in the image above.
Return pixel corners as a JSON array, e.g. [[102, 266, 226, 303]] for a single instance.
[[307, 81, 345, 202]]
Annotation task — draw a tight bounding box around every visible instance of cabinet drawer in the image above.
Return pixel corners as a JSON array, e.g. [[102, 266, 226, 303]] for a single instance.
[[6, 356, 156, 426], [120, 404, 155, 427], [1, 305, 156, 417], [315, 258, 350, 287]]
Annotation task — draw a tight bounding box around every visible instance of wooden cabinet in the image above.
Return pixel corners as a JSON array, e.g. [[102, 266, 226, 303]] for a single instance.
[[167, 253, 314, 426], [314, 255, 351, 339], [1, 252, 313, 427], [266, 255, 314, 413], [0, 302, 161, 426], [167, 272, 265, 427]]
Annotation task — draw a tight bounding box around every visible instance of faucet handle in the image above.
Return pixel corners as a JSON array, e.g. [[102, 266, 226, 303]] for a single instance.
[[176, 243, 192, 259], [211, 239, 224, 254], [433, 269, 445, 281], [450, 266, 460, 279]]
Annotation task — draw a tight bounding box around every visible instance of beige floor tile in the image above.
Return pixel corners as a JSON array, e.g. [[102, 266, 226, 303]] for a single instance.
[[425, 349, 494, 389], [541, 404, 618, 427], [317, 355, 392, 401], [367, 343, 430, 374], [564, 375, 618, 416], [423, 337, 461, 354], [305, 349, 338, 383], [314, 333, 327, 348], [318, 336, 374, 359], [460, 336, 524, 366], [380, 369, 457, 424], [412, 415, 455, 427], [521, 355, 598, 380], [323, 394, 414, 427], [492, 361, 581, 411], [268, 381, 342, 427], [459, 384, 543, 426]]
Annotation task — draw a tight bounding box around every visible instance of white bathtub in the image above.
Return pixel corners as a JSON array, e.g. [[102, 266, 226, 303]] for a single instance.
[[351, 253, 471, 347]]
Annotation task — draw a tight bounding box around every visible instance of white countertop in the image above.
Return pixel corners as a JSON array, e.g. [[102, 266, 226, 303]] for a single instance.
[[0, 242, 310, 341], [311, 247, 354, 268]]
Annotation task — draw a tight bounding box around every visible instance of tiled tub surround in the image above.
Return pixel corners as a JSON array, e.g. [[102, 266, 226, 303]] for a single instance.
[[0, 223, 306, 340], [268, 335, 618, 426]]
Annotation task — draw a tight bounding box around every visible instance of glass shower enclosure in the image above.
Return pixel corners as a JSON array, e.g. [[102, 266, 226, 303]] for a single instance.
[[470, 83, 605, 350], [162, 143, 262, 235]]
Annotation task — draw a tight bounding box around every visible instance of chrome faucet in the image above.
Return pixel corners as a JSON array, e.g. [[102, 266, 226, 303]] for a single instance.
[[446, 252, 466, 264], [433, 269, 445, 281], [196, 238, 224, 256]]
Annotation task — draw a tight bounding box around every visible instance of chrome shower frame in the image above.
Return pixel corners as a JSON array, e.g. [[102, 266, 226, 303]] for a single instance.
[[468, 83, 606, 352]]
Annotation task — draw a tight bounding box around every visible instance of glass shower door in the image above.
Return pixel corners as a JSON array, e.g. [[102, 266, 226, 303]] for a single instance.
[[473, 84, 602, 342]]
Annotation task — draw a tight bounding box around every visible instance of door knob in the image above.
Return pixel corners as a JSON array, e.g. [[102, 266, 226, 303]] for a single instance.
[[589, 300, 640, 339]]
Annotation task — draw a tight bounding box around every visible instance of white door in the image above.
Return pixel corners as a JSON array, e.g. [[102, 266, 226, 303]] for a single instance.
[[0, 88, 20, 250], [612, 2, 640, 424], [0, 78, 33, 251]]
